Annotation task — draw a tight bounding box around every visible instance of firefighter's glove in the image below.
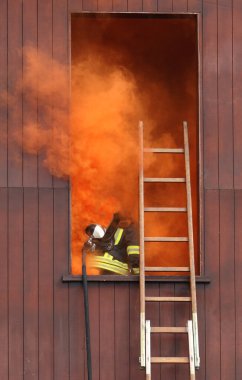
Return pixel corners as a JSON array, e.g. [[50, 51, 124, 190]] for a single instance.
[[83, 238, 96, 252], [131, 267, 140, 275]]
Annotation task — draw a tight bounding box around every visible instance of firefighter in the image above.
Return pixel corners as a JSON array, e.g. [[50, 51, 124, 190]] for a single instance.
[[84, 213, 139, 275]]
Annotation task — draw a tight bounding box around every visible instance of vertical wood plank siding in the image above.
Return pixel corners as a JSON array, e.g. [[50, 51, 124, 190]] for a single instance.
[[0, 1, 241, 379]]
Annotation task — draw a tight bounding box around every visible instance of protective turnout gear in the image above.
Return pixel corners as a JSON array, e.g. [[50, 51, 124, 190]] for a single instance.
[[85, 214, 140, 275]]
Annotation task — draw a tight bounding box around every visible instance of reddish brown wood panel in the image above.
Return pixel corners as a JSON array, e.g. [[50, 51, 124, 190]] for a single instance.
[[127, 0, 142, 12], [188, 0, 202, 12], [69, 0, 83, 12], [235, 190, 242, 379], [129, 283, 143, 380], [114, 283, 130, 380], [99, 283, 115, 380], [158, 0, 172, 12], [113, 0, 128, 12], [69, 284, 85, 380], [8, 188, 24, 380], [8, 0, 23, 187], [88, 283, 101, 380], [220, 190, 236, 379], [233, 0, 242, 189], [52, 0, 69, 189], [82, 0, 98, 13], [23, 188, 39, 379], [196, 285, 205, 380], [203, 0, 219, 189], [39, 189, 54, 380], [98, 0, 113, 11], [37, 0, 54, 187], [172, 0, 188, 12], [2, 3, 242, 380], [0, 0, 7, 186], [23, 0, 38, 187], [0, 189, 8, 379], [143, 0, 158, 13], [204, 190, 221, 379], [218, 0, 233, 189], [53, 189, 70, 379]]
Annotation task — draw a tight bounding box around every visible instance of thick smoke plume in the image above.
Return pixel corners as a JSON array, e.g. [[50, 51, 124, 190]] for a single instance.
[[6, 14, 199, 275], [12, 47, 142, 274]]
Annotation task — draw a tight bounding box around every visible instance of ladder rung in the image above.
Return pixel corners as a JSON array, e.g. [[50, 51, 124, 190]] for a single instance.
[[144, 148, 184, 153], [145, 267, 190, 272], [151, 357, 189, 364], [145, 296, 191, 302], [144, 177, 186, 183], [144, 207, 187, 212], [151, 327, 187, 333], [144, 237, 189, 242]]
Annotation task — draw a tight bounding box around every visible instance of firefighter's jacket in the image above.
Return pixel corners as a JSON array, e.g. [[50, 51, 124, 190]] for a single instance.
[[88, 224, 139, 275]]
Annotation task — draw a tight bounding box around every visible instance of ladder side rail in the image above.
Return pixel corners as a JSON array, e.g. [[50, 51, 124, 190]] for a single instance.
[[139, 121, 146, 367], [183, 121, 200, 369]]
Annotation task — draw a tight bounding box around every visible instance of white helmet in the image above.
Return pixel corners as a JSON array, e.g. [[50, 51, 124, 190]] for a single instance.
[[85, 224, 106, 239]]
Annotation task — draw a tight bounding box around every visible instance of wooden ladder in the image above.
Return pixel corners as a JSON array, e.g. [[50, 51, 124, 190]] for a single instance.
[[139, 121, 200, 380]]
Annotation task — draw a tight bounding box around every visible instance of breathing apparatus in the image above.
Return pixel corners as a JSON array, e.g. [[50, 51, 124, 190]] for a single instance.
[[84, 213, 121, 252]]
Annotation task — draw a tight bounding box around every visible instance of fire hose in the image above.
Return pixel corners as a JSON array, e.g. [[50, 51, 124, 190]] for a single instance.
[[82, 246, 92, 380]]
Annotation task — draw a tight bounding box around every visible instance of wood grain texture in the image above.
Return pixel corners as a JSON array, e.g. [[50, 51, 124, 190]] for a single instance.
[[203, 0, 219, 189], [52, 0, 69, 189], [7, 0, 23, 186], [100, 283, 115, 380], [83, 0, 98, 12], [129, 283, 143, 380], [0, 0, 8, 186], [188, 0, 202, 12], [218, 0, 233, 189], [0, 189, 8, 379], [220, 190, 235, 380], [37, 0, 54, 187], [158, 0, 173, 12], [196, 285, 205, 380], [69, 0, 83, 12], [127, 0, 142, 12], [23, 188, 39, 379], [114, 283, 130, 380], [69, 284, 85, 380], [235, 190, 242, 379], [39, 189, 54, 380], [98, 0, 113, 11], [8, 188, 24, 380], [204, 190, 221, 379], [143, 0, 158, 12], [23, 0, 38, 187], [53, 189, 70, 380], [172, 0, 188, 12], [113, 0, 128, 12], [233, 0, 242, 189], [88, 282, 100, 380]]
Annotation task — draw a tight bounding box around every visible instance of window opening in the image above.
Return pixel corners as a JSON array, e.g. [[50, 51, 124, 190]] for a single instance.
[[71, 13, 199, 276]]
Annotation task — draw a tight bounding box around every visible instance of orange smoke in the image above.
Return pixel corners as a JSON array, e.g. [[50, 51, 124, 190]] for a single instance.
[[11, 47, 142, 274], [7, 14, 199, 276]]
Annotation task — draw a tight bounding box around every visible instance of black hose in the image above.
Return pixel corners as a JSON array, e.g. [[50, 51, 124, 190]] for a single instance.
[[82, 249, 92, 380]]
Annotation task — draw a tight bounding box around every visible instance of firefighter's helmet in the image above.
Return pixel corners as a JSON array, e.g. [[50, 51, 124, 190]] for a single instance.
[[85, 224, 106, 239]]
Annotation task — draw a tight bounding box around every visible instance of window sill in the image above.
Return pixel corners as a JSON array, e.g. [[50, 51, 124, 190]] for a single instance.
[[62, 274, 210, 283]]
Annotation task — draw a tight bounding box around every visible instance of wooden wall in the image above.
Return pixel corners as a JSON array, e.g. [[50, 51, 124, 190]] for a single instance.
[[0, 0, 241, 379]]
